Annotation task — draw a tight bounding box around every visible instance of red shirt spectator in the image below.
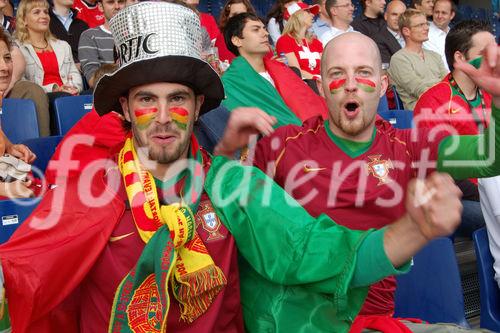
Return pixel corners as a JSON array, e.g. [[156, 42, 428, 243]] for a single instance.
[[276, 34, 323, 77], [200, 12, 220, 41], [73, 0, 105, 28]]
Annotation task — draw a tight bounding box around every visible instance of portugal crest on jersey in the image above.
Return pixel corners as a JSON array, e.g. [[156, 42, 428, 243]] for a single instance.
[[366, 155, 394, 185]]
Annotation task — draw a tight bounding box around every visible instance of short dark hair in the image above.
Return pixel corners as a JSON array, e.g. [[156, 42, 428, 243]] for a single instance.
[[445, 20, 491, 71], [223, 12, 261, 56], [324, 0, 338, 19]]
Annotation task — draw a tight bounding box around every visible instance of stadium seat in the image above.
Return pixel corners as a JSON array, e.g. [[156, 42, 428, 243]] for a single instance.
[[22, 136, 63, 175], [394, 237, 470, 328], [54, 95, 93, 135], [472, 227, 500, 332], [377, 95, 389, 113], [1, 98, 40, 143], [378, 109, 413, 129], [0, 198, 41, 244]]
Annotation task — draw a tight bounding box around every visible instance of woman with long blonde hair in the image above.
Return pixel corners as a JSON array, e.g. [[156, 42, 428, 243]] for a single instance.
[[276, 2, 323, 80], [15, 0, 82, 94]]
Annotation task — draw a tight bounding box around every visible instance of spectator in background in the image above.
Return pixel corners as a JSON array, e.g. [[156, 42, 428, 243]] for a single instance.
[[311, 0, 332, 41], [222, 13, 327, 127], [374, 0, 406, 64], [184, 0, 220, 41], [276, 2, 322, 80], [216, 0, 256, 63], [15, 0, 83, 95], [49, 0, 89, 66], [0, 30, 37, 198], [414, 20, 496, 238], [0, 0, 15, 33], [423, 0, 455, 71], [72, 0, 105, 27], [351, 0, 386, 41], [320, 0, 355, 46], [78, 0, 124, 87], [411, 0, 433, 19], [388, 9, 447, 110], [266, 0, 296, 45]]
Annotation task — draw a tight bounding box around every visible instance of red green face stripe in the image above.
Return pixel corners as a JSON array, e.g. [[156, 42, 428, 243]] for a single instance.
[[329, 79, 346, 95], [355, 78, 376, 93], [134, 107, 158, 130], [170, 107, 189, 131]]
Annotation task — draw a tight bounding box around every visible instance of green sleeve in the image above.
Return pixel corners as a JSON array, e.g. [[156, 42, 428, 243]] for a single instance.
[[351, 228, 411, 288], [438, 103, 500, 179], [204, 156, 399, 294]]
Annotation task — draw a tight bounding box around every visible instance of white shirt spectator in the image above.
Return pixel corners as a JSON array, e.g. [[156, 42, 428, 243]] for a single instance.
[[423, 21, 449, 71], [320, 25, 354, 46], [268, 18, 284, 46], [479, 176, 500, 290]]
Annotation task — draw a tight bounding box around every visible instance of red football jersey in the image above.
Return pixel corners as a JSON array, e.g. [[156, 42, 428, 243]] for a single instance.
[[253, 116, 447, 316], [73, 0, 105, 28]]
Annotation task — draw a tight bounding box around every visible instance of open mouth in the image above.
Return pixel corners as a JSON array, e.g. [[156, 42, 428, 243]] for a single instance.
[[345, 102, 359, 112]]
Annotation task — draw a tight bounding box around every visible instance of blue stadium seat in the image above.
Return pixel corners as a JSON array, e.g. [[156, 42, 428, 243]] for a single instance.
[[378, 109, 413, 129], [377, 95, 389, 113], [1, 98, 40, 143], [54, 95, 93, 135], [394, 237, 470, 328], [22, 136, 63, 176], [0, 198, 41, 244], [473, 227, 500, 332]]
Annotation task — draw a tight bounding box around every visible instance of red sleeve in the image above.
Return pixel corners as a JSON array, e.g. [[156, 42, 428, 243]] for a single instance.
[[276, 34, 297, 55], [200, 13, 220, 40], [310, 38, 323, 53], [413, 85, 450, 131]]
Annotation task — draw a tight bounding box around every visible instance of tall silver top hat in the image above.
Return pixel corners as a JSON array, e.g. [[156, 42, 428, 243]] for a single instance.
[[93, 1, 224, 115]]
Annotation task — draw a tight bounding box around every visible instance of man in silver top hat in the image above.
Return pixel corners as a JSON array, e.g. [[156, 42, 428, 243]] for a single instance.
[[0, 2, 465, 332]]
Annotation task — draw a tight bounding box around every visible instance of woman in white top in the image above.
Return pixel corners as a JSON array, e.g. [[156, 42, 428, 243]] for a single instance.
[[14, 0, 82, 94]]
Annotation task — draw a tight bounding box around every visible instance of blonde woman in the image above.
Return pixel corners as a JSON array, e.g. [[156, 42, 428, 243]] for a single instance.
[[15, 0, 82, 94], [276, 2, 323, 79]]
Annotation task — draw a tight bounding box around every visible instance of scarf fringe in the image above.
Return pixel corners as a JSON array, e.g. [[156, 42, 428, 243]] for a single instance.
[[175, 265, 227, 323]]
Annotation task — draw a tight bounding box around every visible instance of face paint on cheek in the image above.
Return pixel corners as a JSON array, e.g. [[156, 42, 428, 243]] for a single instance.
[[134, 107, 158, 130], [170, 107, 189, 131], [329, 79, 346, 95], [355, 78, 376, 93]]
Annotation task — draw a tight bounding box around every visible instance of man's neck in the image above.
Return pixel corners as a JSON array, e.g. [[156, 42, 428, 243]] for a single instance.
[[319, 13, 331, 26], [103, 21, 110, 30], [328, 118, 375, 142], [404, 40, 423, 54], [452, 69, 478, 100], [332, 19, 350, 31], [242, 53, 266, 73], [364, 8, 379, 19], [434, 22, 449, 33], [53, 3, 71, 16], [387, 26, 399, 35]]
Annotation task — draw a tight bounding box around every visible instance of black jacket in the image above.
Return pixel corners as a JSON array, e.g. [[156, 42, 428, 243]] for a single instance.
[[49, 8, 89, 63], [374, 27, 402, 64]]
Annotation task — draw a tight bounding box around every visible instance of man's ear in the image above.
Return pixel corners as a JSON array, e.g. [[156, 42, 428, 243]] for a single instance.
[[231, 35, 242, 49], [453, 50, 465, 65], [98, 2, 103, 11], [450, 11, 456, 21], [316, 77, 325, 98], [401, 26, 410, 38], [119, 96, 131, 122], [379, 74, 389, 98]]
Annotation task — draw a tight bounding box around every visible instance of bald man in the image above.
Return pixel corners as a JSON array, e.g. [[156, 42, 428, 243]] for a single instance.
[[374, 0, 407, 64], [216, 31, 500, 332]]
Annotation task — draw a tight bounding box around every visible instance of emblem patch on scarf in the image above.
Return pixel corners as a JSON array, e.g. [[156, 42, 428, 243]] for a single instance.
[[195, 201, 225, 242]]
